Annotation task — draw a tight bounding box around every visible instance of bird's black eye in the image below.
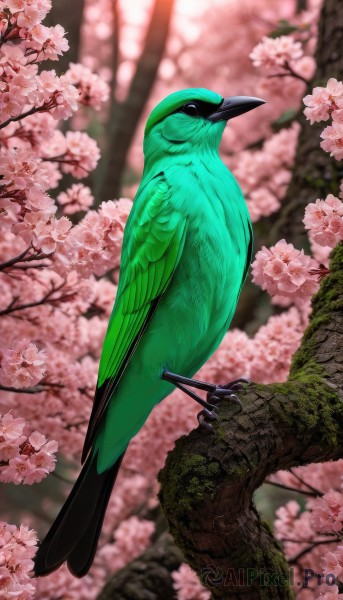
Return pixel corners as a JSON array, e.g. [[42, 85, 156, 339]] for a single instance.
[[182, 102, 199, 116]]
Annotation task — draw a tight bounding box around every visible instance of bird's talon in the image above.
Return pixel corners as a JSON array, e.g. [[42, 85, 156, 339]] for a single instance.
[[228, 382, 245, 391], [207, 377, 250, 403], [226, 377, 251, 388], [227, 394, 243, 410], [197, 408, 218, 433], [208, 395, 221, 405], [198, 414, 216, 433]]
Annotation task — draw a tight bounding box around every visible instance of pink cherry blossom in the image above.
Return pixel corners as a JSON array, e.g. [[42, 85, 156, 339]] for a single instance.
[[292, 55, 316, 80], [65, 63, 109, 110], [304, 78, 343, 124], [0, 339, 47, 388], [0, 44, 39, 123], [230, 125, 299, 223], [317, 585, 343, 600], [16, 2, 51, 30], [0, 412, 25, 441], [0, 147, 49, 191], [247, 188, 280, 222], [58, 198, 132, 276], [29, 24, 69, 61], [57, 184, 94, 214], [250, 35, 303, 69], [320, 121, 343, 161], [321, 547, 343, 579], [37, 70, 79, 120], [0, 521, 37, 599], [311, 489, 343, 534], [172, 564, 211, 600], [304, 194, 343, 247], [252, 239, 319, 300], [0, 413, 58, 485], [310, 238, 332, 266], [57, 131, 101, 178], [0, 454, 33, 484]]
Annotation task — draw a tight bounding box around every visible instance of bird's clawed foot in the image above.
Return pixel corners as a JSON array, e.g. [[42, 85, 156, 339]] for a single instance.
[[161, 370, 250, 434], [206, 377, 250, 410], [197, 378, 249, 433]]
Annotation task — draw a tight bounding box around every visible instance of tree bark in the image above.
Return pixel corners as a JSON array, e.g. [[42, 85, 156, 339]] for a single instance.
[[97, 532, 182, 600], [96, 0, 175, 203], [271, 0, 343, 248], [158, 242, 343, 600]]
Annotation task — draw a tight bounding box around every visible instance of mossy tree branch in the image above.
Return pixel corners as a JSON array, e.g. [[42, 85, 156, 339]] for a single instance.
[[158, 243, 343, 600]]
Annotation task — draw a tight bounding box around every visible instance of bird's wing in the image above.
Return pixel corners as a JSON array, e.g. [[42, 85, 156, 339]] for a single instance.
[[81, 175, 187, 462]]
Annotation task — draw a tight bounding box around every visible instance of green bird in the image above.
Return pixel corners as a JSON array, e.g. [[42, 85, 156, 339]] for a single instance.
[[34, 88, 265, 578]]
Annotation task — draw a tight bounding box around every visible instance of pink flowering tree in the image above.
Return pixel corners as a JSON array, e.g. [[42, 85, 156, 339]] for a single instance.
[[0, 0, 342, 600]]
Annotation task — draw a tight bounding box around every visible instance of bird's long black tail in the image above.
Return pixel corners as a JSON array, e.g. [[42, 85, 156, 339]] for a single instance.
[[34, 451, 125, 578]]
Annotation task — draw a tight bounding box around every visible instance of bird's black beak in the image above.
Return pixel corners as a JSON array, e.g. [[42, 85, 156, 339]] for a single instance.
[[208, 96, 266, 122]]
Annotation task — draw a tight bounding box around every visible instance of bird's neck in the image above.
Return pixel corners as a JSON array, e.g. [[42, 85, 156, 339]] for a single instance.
[[143, 146, 222, 175]]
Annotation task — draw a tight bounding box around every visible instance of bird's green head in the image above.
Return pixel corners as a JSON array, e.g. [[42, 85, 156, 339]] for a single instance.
[[143, 88, 265, 163]]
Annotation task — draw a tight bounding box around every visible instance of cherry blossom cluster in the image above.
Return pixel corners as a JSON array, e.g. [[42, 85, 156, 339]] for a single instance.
[[0, 412, 58, 484], [317, 585, 343, 600], [0, 269, 101, 454], [311, 489, 343, 535], [57, 183, 94, 215], [0, 338, 46, 388], [303, 193, 343, 248], [42, 130, 101, 178], [251, 239, 319, 302], [97, 516, 155, 573], [0, 42, 78, 126], [0, 521, 37, 599], [204, 306, 306, 386], [0, 0, 107, 264], [250, 34, 315, 82], [230, 125, 299, 222], [58, 198, 132, 277], [65, 63, 110, 111], [172, 564, 210, 600], [250, 35, 303, 69], [304, 78, 343, 161], [273, 499, 338, 597], [272, 477, 343, 600], [0, 123, 101, 256]]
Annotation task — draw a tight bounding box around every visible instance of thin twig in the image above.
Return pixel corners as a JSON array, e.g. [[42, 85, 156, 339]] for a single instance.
[[289, 538, 337, 564], [289, 468, 323, 496], [0, 106, 41, 130], [265, 479, 319, 497], [0, 245, 32, 271], [0, 384, 46, 394]]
